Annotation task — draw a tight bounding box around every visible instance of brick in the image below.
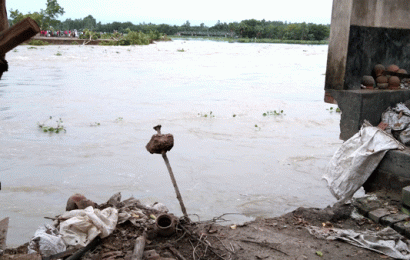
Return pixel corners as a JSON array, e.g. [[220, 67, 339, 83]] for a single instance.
[[403, 186, 410, 208], [368, 208, 391, 223], [354, 197, 383, 217], [380, 213, 410, 227]]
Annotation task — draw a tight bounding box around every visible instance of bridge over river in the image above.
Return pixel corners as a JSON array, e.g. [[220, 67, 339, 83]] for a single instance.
[[176, 31, 233, 37]]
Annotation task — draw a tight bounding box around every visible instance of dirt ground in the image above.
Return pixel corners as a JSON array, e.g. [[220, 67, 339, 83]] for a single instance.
[[3, 194, 399, 260]]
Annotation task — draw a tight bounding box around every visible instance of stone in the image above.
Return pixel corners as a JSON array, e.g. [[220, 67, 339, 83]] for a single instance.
[[66, 194, 97, 211], [402, 186, 410, 208], [354, 197, 383, 217], [368, 208, 391, 223], [380, 213, 410, 227]]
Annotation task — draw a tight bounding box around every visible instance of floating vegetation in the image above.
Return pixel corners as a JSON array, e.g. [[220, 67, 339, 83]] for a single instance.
[[254, 124, 261, 130], [55, 52, 62, 56], [233, 114, 237, 117], [263, 110, 284, 116], [177, 48, 185, 52], [38, 116, 66, 133], [90, 122, 101, 126], [115, 117, 123, 122], [327, 107, 341, 113], [27, 46, 37, 50], [198, 111, 215, 118]]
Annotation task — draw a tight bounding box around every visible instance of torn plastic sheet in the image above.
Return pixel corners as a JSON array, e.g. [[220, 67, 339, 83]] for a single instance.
[[59, 206, 118, 247], [307, 226, 410, 259], [323, 121, 404, 203]]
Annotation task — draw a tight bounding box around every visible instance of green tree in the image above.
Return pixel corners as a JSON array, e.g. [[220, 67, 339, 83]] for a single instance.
[[9, 0, 64, 29]]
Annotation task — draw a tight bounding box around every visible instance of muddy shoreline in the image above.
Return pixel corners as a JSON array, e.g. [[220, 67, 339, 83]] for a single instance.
[[2, 190, 403, 260]]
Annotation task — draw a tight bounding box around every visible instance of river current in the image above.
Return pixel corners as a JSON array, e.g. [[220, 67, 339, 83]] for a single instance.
[[0, 40, 342, 246]]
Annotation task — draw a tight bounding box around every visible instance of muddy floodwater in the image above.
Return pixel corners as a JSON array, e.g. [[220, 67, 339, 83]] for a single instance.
[[0, 40, 342, 246]]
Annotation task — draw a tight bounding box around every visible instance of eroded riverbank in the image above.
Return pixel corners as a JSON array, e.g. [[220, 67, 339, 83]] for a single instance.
[[0, 40, 341, 246]]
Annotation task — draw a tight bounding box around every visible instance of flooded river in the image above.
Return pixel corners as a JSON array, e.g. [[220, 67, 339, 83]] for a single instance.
[[0, 40, 342, 246]]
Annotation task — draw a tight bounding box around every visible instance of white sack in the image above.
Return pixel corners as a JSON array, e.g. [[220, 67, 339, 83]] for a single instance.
[[27, 224, 66, 257], [59, 206, 118, 247], [323, 121, 404, 202]]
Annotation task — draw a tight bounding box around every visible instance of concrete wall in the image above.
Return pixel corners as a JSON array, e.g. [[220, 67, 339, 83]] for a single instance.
[[325, 0, 410, 94], [351, 0, 410, 29], [324, 0, 353, 92]]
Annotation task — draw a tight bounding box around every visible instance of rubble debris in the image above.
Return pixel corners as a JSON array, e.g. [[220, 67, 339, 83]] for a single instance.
[[0, 217, 9, 251], [131, 234, 146, 260]]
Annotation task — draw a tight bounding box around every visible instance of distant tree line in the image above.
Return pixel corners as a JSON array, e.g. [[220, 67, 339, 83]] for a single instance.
[[8, 0, 330, 41], [52, 17, 330, 41]]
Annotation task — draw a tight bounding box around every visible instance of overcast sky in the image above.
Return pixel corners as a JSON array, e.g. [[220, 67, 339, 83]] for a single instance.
[[6, 0, 333, 26]]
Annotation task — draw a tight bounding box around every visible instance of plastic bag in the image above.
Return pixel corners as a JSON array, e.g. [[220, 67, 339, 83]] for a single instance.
[[59, 206, 118, 247], [27, 224, 66, 257], [323, 121, 404, 202]]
